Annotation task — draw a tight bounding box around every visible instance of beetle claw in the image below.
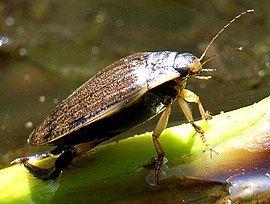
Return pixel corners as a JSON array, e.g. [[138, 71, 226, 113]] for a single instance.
[[145, 156, 169, 185], [205, 146, 219, 159], [11, 153, 50, 165], [202, 140, 219, 159], [10, 157, 29, 165]]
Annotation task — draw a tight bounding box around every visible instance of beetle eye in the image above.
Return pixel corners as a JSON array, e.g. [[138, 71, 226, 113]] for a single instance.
[[180, 69, 190, 78], [175, 65, 189, 77]]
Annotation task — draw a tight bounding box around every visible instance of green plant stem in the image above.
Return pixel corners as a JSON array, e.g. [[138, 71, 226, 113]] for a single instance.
[[0, 96, 270, 203]]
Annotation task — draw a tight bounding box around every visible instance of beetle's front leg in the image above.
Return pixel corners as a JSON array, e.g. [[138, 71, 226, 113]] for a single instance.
[[177, 90, 217, 156], [152, 105, 171, 184], [180, 89, 212, 120]]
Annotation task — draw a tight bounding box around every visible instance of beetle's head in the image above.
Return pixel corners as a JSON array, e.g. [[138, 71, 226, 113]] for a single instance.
[[174, 53, 203, 78], [174, 53, 216, 80]]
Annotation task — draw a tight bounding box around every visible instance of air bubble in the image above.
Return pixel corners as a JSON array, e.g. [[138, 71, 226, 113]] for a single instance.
[[5, 17, 15, 26], [39, 96, 46, 103], [53, 98, 59, 104], [258, 70, 265, 77], [200, 82, 207, 89], [96, 14, 104, 23], [91, 46, 100, 54], [23, 74, 31, 81], [25, 121, 33, 129], [115, 19, 124, 27], [0, 36, 9, 47], [19, 48, 27, 56]]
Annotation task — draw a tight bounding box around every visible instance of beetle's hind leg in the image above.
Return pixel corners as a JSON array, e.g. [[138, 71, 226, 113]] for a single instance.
[[14, 148, 77, 181], [177, 89, 217, 156], [12, 141, 102, 180], [152, 105, 171, 184]]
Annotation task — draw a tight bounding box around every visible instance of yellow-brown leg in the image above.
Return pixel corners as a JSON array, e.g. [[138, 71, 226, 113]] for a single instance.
[[152, 105, 171, 184], [180, 89, 212, 120], [177, 90, 217, 156]]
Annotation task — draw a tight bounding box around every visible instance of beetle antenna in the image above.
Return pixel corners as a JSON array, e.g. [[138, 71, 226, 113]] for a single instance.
[[198, 9, 254, 62], [195, 46, 242, 80], [201, 46, 243, 66]]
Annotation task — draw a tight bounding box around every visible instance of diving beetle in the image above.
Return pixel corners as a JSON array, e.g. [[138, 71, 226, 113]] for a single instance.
[[12, 9, 253, 183]]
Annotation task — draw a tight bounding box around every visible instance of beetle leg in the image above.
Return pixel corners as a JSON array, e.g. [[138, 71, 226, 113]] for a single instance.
[[152, 105, 171, 184], [180, 89, 212, 120], [177, 93, 217, 157], [19, 148, 77, 181], [13, 140, 102, 180]]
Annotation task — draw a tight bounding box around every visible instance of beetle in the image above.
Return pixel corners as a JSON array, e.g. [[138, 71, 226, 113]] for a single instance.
[[12, 9, 253, 183]]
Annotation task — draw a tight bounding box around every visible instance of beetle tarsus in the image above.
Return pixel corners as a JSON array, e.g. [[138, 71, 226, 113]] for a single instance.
[[23, 161, 60, 181], [19, 148, 76, 181], [154, 156, 163, 184], [199, 133, 219, 158], [152, 135, 165, 184], [151, 105, 171, 184]]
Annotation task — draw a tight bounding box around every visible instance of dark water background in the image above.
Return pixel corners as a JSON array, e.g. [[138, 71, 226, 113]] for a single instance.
[[0, 0, 269, 168]]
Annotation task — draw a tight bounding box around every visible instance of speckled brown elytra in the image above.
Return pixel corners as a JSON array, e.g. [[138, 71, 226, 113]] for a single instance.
[[12, 9, 254, 183]]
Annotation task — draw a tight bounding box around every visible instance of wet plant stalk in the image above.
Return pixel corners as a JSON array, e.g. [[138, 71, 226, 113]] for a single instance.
[[0, 96, 270, 203]]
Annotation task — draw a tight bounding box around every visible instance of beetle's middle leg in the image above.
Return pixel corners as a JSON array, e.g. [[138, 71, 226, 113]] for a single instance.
[[152, 105, 171, 184], [177, 89, 217, 156]]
